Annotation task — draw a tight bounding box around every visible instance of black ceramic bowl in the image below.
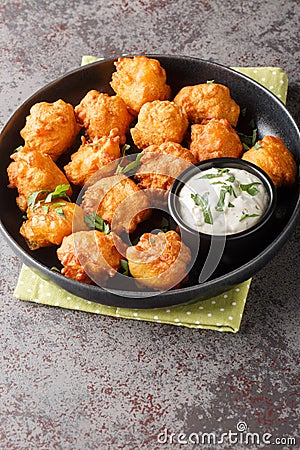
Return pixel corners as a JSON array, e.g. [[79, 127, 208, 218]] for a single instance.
[[168, 158, 277, 282], [0, 55, 299, 308]]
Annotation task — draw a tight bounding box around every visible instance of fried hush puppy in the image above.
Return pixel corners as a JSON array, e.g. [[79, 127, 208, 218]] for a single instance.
[[131, 100, 189, 149], [190, 118, 243, 162], [174, 83, 240, 127], [134, 142, 196, 202], [64, 129, 121, 186], [57, 230, 122, 284], [110, 55, 171, 115], [81, 174, 151, 234], [20, 201, 87, 250], [75, 90, 132, 144], [242, 135, 297, 187], [7, 147, 72, 212], [126, 231, 191, 291], [20, 99, 80, 161]]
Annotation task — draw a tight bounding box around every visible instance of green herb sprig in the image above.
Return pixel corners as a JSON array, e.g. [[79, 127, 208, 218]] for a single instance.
[[238, 128, 258, 151], [191, 192, 213, 225], [84, 212, 110, 234], [215, 184, 237, 212], [121, 144, 131, 157], [160, 217, 170, 233], [240, 182, 261, 196], [120, 259, 129, 276], [201, 168, 230, 179], [116, 153, 142, 175], [27, 184, 71, 219], [215, 189, 226, 212], [239, 213, 260, 222]]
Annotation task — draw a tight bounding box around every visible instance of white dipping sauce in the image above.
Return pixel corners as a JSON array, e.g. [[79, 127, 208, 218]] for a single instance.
[[178, 167, 269, 235]]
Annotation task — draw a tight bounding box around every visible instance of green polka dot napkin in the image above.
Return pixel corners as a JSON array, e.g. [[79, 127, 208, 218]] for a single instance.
[[15, 265, 249, 332], [13, 61, 288, 332]]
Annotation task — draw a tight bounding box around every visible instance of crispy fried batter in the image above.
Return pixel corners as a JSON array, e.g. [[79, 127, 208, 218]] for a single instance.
[[20, 99, 80, 161], [57, 230, 122, 284], [64, 129, 121, 186], [81, 174, 151, 234], [75, 90, 132, 144], [7, 147, 72, 211], [190, 119, 243, 162], [110, 55, 171, 115], [20, 201, 87, 250], [134, 142, 196, 203], [242, 135, 297, 187], [174, 83, 240, 126], [130, 100, 189, 149], [126, 230, 191, 290]]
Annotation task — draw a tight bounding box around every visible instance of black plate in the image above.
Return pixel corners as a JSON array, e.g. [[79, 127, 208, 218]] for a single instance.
[[0, 55, 299, 308]]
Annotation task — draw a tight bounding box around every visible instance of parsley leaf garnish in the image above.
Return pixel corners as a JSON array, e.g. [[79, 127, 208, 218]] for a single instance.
[[239, 213, 260, 222], [215, 185, 237, 212], [120, 259, 129, 276], [54, 207, 66, 218], [191, 192, 213, 225], [241, 107, 247, 117], [44, 184, 71, 203], [84, 212, 110, 234], [238, 128, 258, 151], [116, 153, 142, 175], [201, 168, 230, 179], [121, 144, 131, 157], [28, 185, 71, 211], [28, 190, 49, 210], [240, 182, 261, 196], [160, 217, 169, 233], [226, 175, 235, 183]]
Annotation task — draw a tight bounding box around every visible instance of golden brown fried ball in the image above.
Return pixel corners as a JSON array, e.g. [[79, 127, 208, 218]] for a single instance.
[[75, 90, 132, 144], [20, 201, 87, 250], [7, 147, 72, 212], [242, 136, 297, 187], [190, 119, 243, 162], [20, 99, 80, 161], [174, 83, 240, 127], [57, 230, 122, 284], [81, 174, 151, 234], [130, 100, 189, 149], [110, 55, 171, 115], [64, 129, 121, 186], [134, 142, 196, 203], [126, 230, 191, 291]]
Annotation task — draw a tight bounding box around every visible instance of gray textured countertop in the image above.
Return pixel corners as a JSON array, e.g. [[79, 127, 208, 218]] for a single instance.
[[0, 1, 299, 449]]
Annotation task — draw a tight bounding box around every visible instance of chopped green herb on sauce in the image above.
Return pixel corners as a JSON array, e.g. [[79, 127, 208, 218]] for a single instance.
[[191, 192, 213, 225], [239, 213, 260, 222], [240, 182, 261, 196]]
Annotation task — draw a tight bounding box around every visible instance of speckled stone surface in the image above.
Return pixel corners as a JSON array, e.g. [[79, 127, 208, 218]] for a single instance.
[[0, 1, 299, 449]]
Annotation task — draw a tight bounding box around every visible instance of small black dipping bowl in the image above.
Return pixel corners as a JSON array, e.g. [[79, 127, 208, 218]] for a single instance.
[[168, 158, 277, 282]]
